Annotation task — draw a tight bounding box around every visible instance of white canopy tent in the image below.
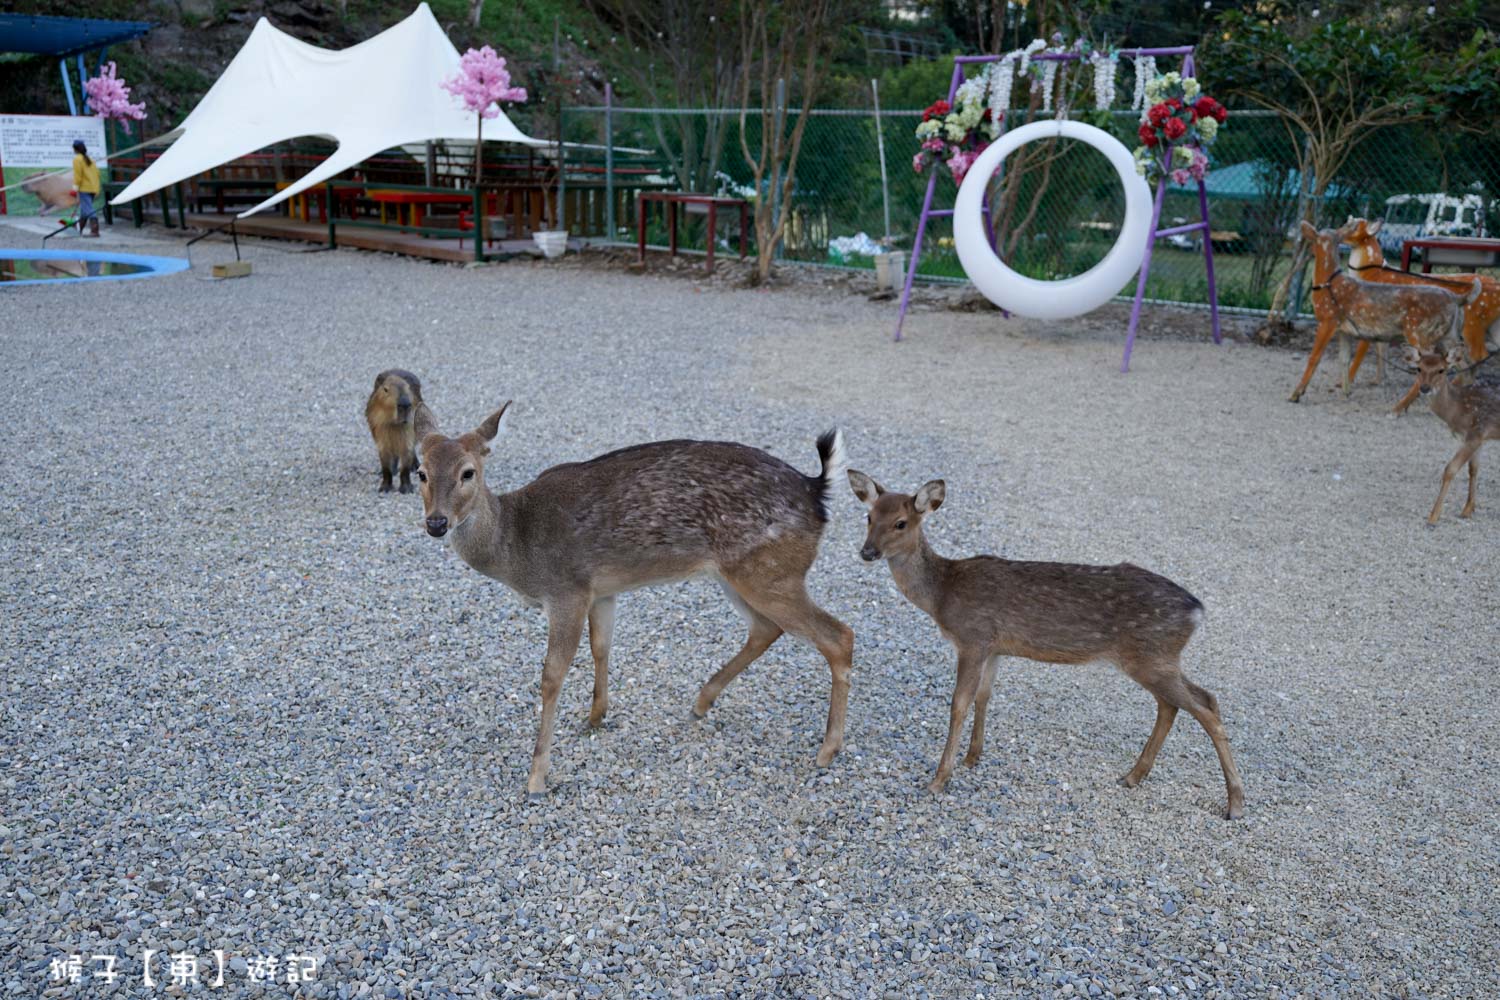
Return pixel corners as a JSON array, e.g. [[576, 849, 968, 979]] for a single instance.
[[112, 3, 546, 218]]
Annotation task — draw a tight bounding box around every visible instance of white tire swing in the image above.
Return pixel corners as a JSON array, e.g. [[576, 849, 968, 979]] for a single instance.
[[954, 119, 1154, 320]]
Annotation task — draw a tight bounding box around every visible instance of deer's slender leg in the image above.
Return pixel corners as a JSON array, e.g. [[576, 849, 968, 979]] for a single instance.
[[931, 648, 986, 792], [586, 596, 616, 728], [1150, 675, 1243, 819], [1347, 340, 1370, 384], [1120, 697, 1177, 788], [1392, 376, 1423, 415], [693, 602, 782, 718], [963, 655, 1002, 767], [1289, 320, 1336, 402], [527, 598, 588, 795], [1430, 441, 1481, 524], [1460, 453, 1480, 519], [1338, 334, 1352, 396], [731, 577, 853, 768]]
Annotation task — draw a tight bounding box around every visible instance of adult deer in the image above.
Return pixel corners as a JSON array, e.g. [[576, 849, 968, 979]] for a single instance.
[[418, 403, 855, 795], [848, 470, 1244, 820], [1404, 346, 1500, 524], [1288, 221, 1480, 412], [1341, 218, 1498, 385]]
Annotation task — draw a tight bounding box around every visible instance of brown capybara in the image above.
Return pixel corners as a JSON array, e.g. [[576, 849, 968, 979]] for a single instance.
[[20, 172, 78, 216], [365, 369, 436, 494]]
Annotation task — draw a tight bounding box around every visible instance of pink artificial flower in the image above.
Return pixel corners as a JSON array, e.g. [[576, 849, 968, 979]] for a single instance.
[[913, 152, 926, 174], [83, 62, 146, 134], [922, 137, 946, 153], [1171, 168, 1191, 186], [442, 46, 528, 119]]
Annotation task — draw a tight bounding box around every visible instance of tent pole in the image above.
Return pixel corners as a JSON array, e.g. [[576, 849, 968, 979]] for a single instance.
[[60, 60, 78, 116]]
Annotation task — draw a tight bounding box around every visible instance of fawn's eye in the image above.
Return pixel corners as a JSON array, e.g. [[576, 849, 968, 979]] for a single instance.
[[461, 469, 475, 481], [865, 513, 871, 524], [895, 520, 907, 530], [417, 470, 427, 483]]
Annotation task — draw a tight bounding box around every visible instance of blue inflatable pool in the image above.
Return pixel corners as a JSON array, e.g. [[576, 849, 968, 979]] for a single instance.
[[1, 249, 190, 287]]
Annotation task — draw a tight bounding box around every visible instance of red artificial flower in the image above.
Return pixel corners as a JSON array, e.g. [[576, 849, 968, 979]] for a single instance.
[[1147, 102, 1172, 127], [922, 100, 951, 122], [1163, 117, 1188, 141], [1166, 97, 1183, 110], [1138, 123, 1159, 147], [1213, 102, 1228, 123]]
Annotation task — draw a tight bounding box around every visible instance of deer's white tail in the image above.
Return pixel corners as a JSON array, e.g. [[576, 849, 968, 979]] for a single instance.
[[809, 428, 848, 521]]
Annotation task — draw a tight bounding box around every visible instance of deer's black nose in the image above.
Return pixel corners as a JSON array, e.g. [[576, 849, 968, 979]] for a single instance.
[[860, 545, 881, 562], [425, 516, 449, 537]]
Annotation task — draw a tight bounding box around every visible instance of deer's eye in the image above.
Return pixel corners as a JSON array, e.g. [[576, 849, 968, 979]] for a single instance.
[[865, 513, 871, 524], [461, 469, 475, 481], [417, 470, 427, 483], [895, 520, 907, 530]]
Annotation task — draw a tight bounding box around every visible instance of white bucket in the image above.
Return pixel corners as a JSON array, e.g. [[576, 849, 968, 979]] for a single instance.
[[873, 251, 906, 291], [533, 230, 568, 258]]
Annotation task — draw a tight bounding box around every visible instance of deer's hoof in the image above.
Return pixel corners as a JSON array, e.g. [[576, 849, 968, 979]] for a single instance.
[[1224, 801, 1245, 821], [1118, 771, 1142, 789], [962, 752, 981, 768], [526, 789, 548, 802], [815, 742, 842, 768], [689, 705, 708, 721], [926, 776, 950, 795]]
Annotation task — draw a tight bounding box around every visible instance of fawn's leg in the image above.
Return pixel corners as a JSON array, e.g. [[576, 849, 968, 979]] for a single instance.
[[1155, 675, 1244, 820], [1338, 335, 1352, 396], [586, 596, 616, 728], [963, 655, 1002, 767], [1289, 320, 1336, 402], [1430, 442, 1480, 524], [1460, 453, 1480, 518], [1120, 697, 1178, 788], [693, 593, 782, 718], [527, 598, 588, 796], [931, 648, 986, 792], [733, 577, 854, 768]]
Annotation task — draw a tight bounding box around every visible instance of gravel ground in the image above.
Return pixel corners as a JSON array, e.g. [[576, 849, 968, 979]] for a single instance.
[[3, 223, 1497, 999]]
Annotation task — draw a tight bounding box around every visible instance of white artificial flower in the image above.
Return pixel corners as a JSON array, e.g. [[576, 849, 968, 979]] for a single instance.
[[1182, 77, 1201, 101], [1197, 116, 1218, 142], [1173, 145, 1194, 167]]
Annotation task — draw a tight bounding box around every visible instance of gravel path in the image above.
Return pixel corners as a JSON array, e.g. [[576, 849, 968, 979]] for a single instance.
[[3, 223, 1497, 998]]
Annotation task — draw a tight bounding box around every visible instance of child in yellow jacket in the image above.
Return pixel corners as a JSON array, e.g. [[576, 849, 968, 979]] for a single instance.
[[72, 140, 101, 238]]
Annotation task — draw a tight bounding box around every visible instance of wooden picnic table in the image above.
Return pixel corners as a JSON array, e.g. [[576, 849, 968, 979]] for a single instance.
[[637, 192, 749, 273], [368, 189, 475, 228], [1400, 236, 1500, 273]]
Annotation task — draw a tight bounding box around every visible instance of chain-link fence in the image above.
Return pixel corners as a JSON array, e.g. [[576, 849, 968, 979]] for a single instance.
[[558, 104, 1500, 315]]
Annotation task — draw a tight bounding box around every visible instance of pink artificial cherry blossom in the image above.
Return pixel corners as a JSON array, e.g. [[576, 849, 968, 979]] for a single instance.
[[83, 62, 146, 135], [441, 46, 528, 118]]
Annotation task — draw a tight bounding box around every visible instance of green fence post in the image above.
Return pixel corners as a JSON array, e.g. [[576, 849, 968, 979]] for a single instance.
[[175, 182, 187, 228], [474, 186, 484, 263], [326, 181, 336, 249]]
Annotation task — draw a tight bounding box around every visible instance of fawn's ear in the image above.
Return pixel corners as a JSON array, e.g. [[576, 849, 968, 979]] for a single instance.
[[847, 469, 884, 506], [1446, 346, 1467, 367], [913, 479, 946, 514], [472, 401, 512, 451], [1299, 220, 1318, 240], [1366, 218, 1382, 236], [1402, 345, 1422, 367]]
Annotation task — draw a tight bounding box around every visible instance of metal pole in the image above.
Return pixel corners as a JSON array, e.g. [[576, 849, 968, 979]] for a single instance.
[[871, 78, 890, 243], [326, 180, 336, 248], [604, 82, 616, 243], [895, 59, 964, 341], [425, 141, 435, 186], [59, 60, 78, 115]]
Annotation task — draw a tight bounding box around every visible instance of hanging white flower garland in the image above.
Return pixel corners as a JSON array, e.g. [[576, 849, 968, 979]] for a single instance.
[[1091, 51, 1118, 110], [1131, 55, 1158, 112]]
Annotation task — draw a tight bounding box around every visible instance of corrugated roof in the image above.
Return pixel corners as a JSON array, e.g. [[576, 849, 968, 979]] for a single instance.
[[0, 14, 152, 58]]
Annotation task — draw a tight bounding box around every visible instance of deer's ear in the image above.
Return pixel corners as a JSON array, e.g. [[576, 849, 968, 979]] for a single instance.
[[847, 469, 884, 506], [1366, 218, 1382, 236], [473, 401, 512, 450], [1299, 220, 1318, 240], [1446, 346, 1467, 367], [1402, 345, 1422, 367], [913, 479, 946, 514]]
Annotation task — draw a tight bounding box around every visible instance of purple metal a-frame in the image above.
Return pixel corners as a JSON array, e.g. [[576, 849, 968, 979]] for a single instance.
[[893, 46, 1222, 371]]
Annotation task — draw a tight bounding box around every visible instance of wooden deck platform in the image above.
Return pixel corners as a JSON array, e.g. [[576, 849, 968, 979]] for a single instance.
[[183, 212, 550, 262]]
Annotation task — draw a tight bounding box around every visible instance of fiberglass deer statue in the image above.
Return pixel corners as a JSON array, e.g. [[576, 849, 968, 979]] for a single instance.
[[418, 403, 855, 795], [848, 470, 1244, 820], [1403, 346, 1500, 524], [1341, 217, 1498, 387], [1288, 221, 1481, 412]]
